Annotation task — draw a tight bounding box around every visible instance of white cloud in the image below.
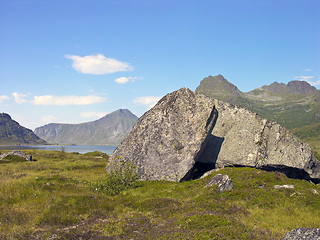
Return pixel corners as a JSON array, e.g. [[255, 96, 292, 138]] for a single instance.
[[11, 92, 106, 106], [80, 111, 108, 119], [65, 54, 133, 74], [114, 76, 140, 84], [294, 75, 315, 81], [0, 95, 9, 103], [133, 96, 161, 108], [32, 95, 106, 106], [294, 75, 320, 87], [307, 80, 320, 87], [12, 92, 28, 103]]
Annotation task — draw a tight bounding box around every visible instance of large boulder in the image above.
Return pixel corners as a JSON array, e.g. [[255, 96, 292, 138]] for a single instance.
[[109, 88, 320, 182], [109, 88, 217, 181]]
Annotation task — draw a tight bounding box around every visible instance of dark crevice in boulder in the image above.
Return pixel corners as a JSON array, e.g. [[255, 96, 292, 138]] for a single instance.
[[180, 107, 224, 181], [180, 162, 216, 181]]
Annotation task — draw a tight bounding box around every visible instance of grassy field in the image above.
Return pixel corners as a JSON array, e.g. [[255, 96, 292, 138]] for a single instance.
[[0, 150, 319, 239]]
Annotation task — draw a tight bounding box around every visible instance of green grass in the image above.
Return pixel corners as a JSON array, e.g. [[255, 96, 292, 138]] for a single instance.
[[0, 150, 319, 239], [293, 123, 320, 159]]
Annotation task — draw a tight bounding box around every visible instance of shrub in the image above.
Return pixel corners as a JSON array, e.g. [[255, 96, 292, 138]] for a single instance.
[[93, 157, 139, 196]]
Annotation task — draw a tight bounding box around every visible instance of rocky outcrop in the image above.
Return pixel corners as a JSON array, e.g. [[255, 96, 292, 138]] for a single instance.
[[109, 88, 320, 182], [283, 228, 320, 240], [0, 151, 32, 161]]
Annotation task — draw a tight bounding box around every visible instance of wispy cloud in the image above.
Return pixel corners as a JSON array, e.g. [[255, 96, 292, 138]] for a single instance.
[[133, 96, 161, 108], [11, 92, 106, 106], [65, 54, 133, 74], [80, 111, 108, 119], [294, 75, 315, 81], [307, 80, 320, 87], [294, 75, 320, 87], [114, 76, 141, 84], [0, 95, 9, 103], [32, 95, 106, 106], [12, 92, 28, 103]]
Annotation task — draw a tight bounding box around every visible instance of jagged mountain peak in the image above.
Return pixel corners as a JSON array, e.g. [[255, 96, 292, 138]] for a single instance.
[[254, 80, 318, 95], [287, 80, 317, 95], [195, 75, 243, 98], [196, 75, 320, 129]]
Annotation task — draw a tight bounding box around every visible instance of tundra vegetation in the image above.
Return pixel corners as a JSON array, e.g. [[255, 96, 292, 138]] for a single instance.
[[0, 150, 319, 239]]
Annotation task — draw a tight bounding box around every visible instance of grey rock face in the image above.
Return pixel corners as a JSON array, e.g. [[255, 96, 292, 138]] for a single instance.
[[109, 88, 320, 182], [205, 174, 233, 192], [283, 228, 320, 240], [212, 100, 319, 179], [110, 88, 217, 182]]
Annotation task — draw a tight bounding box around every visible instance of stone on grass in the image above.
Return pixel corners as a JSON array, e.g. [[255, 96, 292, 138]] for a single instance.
[[273, 185, 295, 189], [205, 174, 233, 192]]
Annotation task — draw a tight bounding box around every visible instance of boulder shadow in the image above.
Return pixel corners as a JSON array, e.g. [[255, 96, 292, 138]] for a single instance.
[[259, 165, 320, 184], [180, 134, 224, 181], [180, 107, 225, 181]]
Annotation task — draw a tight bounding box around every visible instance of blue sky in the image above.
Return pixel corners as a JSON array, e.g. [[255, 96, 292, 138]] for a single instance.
[[0, 0, 319, 130]]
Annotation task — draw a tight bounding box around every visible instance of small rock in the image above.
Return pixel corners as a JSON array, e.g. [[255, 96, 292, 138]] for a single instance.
[[311, 189, 319, 195], [205, 174, 233, 192], [274, 185, 295, 189], [283, 228, 320, 240]]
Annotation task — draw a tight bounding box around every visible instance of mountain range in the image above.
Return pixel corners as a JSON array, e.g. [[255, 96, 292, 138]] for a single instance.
[[34, 109, 138, 145], [1, 76, 319, 147], [195, 75, 320, 131], [0, 113, 46, 145]]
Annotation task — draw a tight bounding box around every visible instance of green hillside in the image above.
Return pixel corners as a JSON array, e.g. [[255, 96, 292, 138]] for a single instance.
[[0, 150, 319, 239], [195, 75, 320, 146]]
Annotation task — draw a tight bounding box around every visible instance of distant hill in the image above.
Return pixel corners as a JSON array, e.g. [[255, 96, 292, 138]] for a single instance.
[[0, 113, 46, 145], [195, 75, 320, 130], [34, 109, 138, 145]]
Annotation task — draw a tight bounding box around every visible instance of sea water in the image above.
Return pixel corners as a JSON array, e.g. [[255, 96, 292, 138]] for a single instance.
[[0, 145, 117, 154]]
